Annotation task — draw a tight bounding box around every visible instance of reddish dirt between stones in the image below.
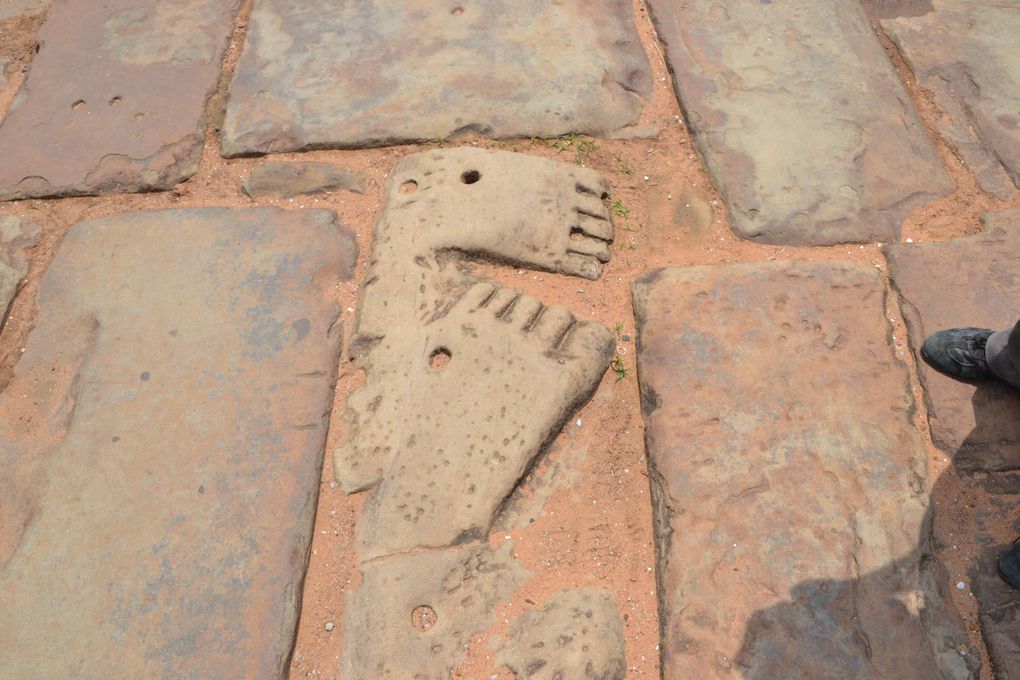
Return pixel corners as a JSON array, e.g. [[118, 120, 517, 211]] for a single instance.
[[0, 1, 1017, 678]]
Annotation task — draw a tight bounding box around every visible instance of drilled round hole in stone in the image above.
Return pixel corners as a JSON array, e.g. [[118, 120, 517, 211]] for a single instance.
[[412, 605, 437, 631], [109, 96, 122, 106], [71, 99, 85, 110], [451, 6, 463, 15], [460, 170, 481, 184], [429, 348, 451, 370], [400, 179, 419, 194]]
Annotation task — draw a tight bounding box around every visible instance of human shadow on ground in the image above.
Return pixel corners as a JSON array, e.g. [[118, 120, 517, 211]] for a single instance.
[[731, 385, 1018, 679]]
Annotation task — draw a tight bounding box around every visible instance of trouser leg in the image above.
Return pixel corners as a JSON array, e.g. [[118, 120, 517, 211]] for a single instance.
[[984, 320, 1020, 390]]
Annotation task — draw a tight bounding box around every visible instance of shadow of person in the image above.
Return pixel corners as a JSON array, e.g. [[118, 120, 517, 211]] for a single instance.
[[958, 385, 1020, 678], [731, 384, 1019, 679]]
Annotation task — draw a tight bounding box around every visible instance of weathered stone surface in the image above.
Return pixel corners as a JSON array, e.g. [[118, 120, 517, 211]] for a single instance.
[[645, 0, 951, 245], [0, 216, 40, 323], [243, 160, 365, 199], [970, 512, 1020, 680], [342, 543, 527, 680], [336, 148, 614, 676], [353, 282, 614, 561], [222, 0, 651, 155], [496, 589, 626, 680], [0, 0, 240, 201], [333, 148, 614, 560], [0, 207, 356, 678], [633, 262, 977, 679], [886, 211, 1020, 473], [883, 2, 1020, 199]]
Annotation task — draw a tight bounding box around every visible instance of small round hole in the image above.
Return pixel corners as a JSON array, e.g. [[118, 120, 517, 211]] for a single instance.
[[109, 96, 122, 106], [460, 170, 481, 184], [399, 179, 419, 194], [451, 6, 463, 14], [429, 348, 451, 370], [71, 99, 85, 110], [134, 112, 145, 120], [412, 605, 437, 631]]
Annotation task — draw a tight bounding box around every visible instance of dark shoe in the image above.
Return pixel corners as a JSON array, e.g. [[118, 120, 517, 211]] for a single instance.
[[921, 327, 994, 381], [1000, 540, 1020, 589]]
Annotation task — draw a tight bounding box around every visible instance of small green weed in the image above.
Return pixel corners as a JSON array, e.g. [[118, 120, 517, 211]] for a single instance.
[[613, 155, 634, 175], [611, 355, 629, 381]]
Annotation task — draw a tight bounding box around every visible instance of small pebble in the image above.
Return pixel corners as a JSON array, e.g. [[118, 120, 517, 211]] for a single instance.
[[955, 581, 965, 590], [325, 622, 335, 631], [576, 419, 583, 427]]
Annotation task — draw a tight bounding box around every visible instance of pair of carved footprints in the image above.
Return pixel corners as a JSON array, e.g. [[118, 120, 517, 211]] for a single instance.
[[336, 147, 619, 560]]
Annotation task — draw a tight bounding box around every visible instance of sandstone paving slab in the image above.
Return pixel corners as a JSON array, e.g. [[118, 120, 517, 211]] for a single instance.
[[243, 160, 365, 198], [0, 215, 40, 323], [883, 1, 1020, 199], [885, 210, 1020, 473], [0, 207, 356, 678], [0, 0, 240, 201], [645, 0, 951, 245], [222, 0, 651, 155], [633, 262, 977, 678]]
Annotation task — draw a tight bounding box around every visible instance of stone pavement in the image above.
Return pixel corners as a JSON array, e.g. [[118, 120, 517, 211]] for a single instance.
[[0, 208, 356, 678], [0, 0, 239, 200], [223, 0, 652, 155], [0, 0, 1017, 677], [645, 0, 951, 245], [633, 262, 976, 679]]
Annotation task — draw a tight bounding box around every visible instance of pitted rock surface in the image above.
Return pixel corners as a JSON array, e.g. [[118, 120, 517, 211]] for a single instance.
[[352, 282, 614, 560], [349, 146, 615, 352], [633, 262, 977, 679], [0, 207, 356, 679], [883, 2, 1020, 199], [885, 211, 1020, 473], [335, 148, 615, 676], [0, 216, 40, 324], [645, 0, 950, 245], [341, 543, 528, 680], [0, 0, 239, 201], [222, 0, 651, 155], [496, 589, 626, 680], [243, 160, 365, 199]]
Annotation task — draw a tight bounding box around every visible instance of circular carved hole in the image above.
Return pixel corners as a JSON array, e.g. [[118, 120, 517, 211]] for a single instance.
[[71, 99, 85, 110], [451, 6, 463, 14], [429, 348, 451, 370], [412, 605, 437, 632], [460, 170, 481, 184], [399, 179, 419, 194], [134, 112, 145, 120], [109, 96, 122, 106]]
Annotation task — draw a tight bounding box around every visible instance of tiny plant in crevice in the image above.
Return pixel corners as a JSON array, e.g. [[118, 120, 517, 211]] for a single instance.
[[611, 200, 630, 219], [533, 133, 599, 165], [613, 155, 633, 175], [611, 355, 629, 382], [611, 323, 629, 381]]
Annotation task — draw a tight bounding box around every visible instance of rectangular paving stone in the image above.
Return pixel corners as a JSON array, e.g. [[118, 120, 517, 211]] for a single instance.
[[0, 208, 356, 678], [885, 210, 1020, 474], [222, 0, 651, 155], [633, 262, 977, 679], [645, 0, 951, 245], [882, 2, 1020, 199], [0, 0, 240, 201]]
